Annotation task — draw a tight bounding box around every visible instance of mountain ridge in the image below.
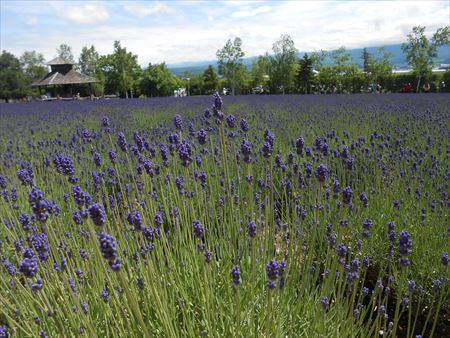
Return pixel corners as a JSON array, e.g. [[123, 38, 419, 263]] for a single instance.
[[168, 43, 450, 76]]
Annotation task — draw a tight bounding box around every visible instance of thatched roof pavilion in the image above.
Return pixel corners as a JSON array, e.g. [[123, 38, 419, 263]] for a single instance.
[[32, 57, 99, 97]]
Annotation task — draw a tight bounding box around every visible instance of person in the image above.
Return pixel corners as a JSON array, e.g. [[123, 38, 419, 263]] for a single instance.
[[440, 81, 446, 93], [422, 82, 430, 93]]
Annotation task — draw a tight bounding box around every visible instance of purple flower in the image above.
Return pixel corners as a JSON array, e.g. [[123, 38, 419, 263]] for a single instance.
[[117, 132, 128, 152], [315, 164, 328, 182], [240, 119, 249, 132], [193, 220, 205, 238], [266, 260, 279, 289], [31, 278, 44, 292], [54, 155, 75, 176], [88, 203, 106, 226], [127, 210, 144, 231], [360, 192, 368, 207], [248, 220, 256, 238], [226, 114, 236, 128], [178, 141, 193, 167], [17, 169, 33, 185], [342, 186, 353, 205], [101, 116, 110, 127], [295, 137, 305, 155], [197, 129, 207, 145], [231, 265, 241, 285], [98, 231, 118, 261], [173, 114, 183, 130], [240, 139, 252, 163], [442, 252, 449, 266], [321, 296, 329, 310], [19, 257, 38, 277], [213, 92, 223, 112]]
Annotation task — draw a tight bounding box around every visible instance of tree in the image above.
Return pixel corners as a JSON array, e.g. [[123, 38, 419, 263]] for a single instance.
[[402, 26, 450, 92], [139, 63, 180, 97], [202, 65, 218, 94], [250, 55, 270, 90], [99, 41, 140, 98], [0, 51, 28, 100], [56, 43, 75, 62], [362, 48, 371, 74], [216, 37, 245, 95], [19, 50, 47, 81], [79, 45, 100, 76], [295, 53, 314, 94], [268, 34, 297, 94]]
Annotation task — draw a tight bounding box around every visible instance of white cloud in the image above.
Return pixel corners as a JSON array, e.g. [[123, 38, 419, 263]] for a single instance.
[[123, 2, 172, 17], [231, 5, 271, 18], [64, 4, 109, 24], [26, 16, 38, 27], [1, 1, 448, 65]]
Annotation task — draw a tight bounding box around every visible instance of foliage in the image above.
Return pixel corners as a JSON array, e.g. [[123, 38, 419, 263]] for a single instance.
[[268, 34, 297, 94], [401, 26, 450, 92], [250, 55, 270, 90], [98, 41, 140, 98], [56, 43, 75, 62], [139, 62, 180, 97], [202, 65, 218, 94], [295, 53, 315, 94], [216, 37, 245, 95], [0, 50, 29, 100], [19, 50, 47, 82]]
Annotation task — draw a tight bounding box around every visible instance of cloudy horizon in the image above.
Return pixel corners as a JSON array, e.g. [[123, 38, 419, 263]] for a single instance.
[[1, 0, 449, 66]]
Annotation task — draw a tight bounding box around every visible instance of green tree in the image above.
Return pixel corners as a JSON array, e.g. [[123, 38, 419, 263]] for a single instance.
[[268, 34, 297, 94], [99, 41, 140, 98], [79, 45, 100, 76], [79, 45, 104, 95], [202, 65, 218, 94], [19, 50, 47, 82], [139, 63, 180, 97], [369, 48, 393, 88], [402, 26, 450, 92], [216, 37, 245, 95], [0, 51, 29, 100], [362, 48, 371, 74], [56, 43, 75, 62], [250, 55, 270, 90], [295, 53, 314, 94]]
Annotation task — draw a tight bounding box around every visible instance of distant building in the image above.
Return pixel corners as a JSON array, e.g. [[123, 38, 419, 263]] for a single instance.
[[32, 57, 100, 99]]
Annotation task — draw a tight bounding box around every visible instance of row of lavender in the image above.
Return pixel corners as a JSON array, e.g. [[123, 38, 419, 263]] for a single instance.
[[0, 93, 449, 337]]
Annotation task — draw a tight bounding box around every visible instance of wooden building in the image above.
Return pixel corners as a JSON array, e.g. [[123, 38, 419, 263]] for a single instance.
[[32, 57, 100, 98]]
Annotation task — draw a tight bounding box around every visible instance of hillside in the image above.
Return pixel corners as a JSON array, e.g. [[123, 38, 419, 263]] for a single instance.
[[168, 43, 450, 76]]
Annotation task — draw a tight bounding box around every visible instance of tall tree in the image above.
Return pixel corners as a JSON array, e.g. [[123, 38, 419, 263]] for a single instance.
[[295, 53, 314, 94], [268, 34, 297, 94], [79, 45, 100, 76], [202, 65, 218, 94], [99, 41, 140, 98], [250, 54, 270, 89], [402, 26, 450, 92], [216, 37, 245, 95], [139, 62, 180, 97], [362, 48, 372, 74], [0, 51, 28, 100], [20, 50, 47, 81], [56, 43, 75, 62]]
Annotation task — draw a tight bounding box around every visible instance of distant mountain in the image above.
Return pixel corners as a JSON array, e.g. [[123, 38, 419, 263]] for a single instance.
[[168, 43, 450, 76]]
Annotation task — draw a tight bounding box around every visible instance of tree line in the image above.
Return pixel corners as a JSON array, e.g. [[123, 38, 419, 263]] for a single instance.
[[0, 25, 448, 100]]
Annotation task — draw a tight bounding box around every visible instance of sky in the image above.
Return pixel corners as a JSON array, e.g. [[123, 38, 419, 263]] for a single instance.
[[1, 0, 449, 66]]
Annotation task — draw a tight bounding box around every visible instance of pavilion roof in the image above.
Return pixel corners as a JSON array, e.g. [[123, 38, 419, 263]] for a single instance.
[[46, 57, 76, 65], [32, 69, 100, 86]]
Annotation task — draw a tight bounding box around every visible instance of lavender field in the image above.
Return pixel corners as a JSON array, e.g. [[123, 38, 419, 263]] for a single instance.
[[0, 93, 449, 337]]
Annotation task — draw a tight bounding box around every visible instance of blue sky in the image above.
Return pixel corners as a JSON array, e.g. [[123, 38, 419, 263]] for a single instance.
[[1, 1, 449, 65]]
